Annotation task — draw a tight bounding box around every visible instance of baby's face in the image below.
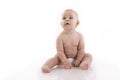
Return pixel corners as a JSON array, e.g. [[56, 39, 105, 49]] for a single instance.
[[61, 10, 79, 31]]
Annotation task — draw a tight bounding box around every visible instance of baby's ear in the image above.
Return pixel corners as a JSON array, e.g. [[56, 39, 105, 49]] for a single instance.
[[75, 20, 80, 27], [77, 20, 80, 25]]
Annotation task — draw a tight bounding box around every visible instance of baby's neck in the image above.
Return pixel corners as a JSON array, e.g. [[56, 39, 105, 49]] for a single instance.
[[63, 29, 75, 35]]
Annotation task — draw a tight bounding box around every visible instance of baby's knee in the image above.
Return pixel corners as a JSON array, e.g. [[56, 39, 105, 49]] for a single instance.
[[52, 55, 59, 61], [53, 55, 61, 63], [85, 53, 92, 57], [84, 53, 93, 61]]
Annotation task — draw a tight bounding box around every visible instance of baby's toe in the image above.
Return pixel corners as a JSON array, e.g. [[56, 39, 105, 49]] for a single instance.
[[41, 65, 51, 73]]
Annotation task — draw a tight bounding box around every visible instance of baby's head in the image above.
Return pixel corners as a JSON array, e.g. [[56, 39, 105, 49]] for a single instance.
[[61, 9, 80, 31]]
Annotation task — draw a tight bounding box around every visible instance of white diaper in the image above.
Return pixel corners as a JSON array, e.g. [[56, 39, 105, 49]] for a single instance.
[[68, 58, 74, 62]]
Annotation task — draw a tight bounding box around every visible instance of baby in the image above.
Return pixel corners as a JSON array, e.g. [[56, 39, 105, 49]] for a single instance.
[[41, 9, 92, 73]]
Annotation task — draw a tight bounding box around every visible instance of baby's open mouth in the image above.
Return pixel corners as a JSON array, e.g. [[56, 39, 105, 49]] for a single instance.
[[65, 22, 70, 25]]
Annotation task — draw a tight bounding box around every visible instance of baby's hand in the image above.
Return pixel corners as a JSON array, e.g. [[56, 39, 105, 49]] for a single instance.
[[63, 60, 72, 69], [72, 60, 80, 67]]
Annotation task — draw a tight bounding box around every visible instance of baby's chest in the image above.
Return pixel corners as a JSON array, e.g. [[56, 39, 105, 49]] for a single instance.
[[63, 36, 79, 47]]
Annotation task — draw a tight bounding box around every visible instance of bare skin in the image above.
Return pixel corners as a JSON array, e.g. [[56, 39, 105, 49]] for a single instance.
[[41, 9, 92, 73]]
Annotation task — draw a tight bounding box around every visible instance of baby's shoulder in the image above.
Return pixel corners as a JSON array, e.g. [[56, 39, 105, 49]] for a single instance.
[[75, 31, 84, 40], [75, 31, 83, 37], [56, 32, 64, 40]]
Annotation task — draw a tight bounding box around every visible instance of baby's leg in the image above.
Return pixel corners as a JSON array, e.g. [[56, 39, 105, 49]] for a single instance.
[[79, 53, 92, 70], [41, 55, 60, 73]]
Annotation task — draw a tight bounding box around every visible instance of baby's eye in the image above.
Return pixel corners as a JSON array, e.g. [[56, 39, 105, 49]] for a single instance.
[[69, 16, 73, 19], [63, 17, 66, 20]]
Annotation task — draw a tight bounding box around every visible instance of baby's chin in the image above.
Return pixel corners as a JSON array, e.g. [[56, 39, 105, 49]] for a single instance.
[[63, 25, 72, 28]]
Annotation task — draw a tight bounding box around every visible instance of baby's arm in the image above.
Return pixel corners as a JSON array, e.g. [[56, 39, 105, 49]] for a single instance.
[[56, 36, 72, 69], [73, 34, 85, 67]]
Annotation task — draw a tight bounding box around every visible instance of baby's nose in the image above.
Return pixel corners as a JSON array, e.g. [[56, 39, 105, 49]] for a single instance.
[[66, 17, 69, 21]]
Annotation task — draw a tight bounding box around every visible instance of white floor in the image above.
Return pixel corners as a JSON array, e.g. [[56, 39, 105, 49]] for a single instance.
[[1, 58, 120, 80], [39, 60, 120, 80]]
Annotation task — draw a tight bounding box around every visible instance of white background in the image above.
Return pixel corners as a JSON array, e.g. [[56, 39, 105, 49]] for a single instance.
[[0, 0, 120, 80]]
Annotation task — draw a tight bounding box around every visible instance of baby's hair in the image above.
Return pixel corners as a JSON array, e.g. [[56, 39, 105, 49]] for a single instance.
[[64, 9, 79, 18]]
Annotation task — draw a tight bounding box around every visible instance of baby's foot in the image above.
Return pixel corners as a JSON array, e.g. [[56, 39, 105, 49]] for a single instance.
[[63, 60, 72, 69], [41, 65, 51, 73], [79, 62, 90, 70], [64, 64, 72, 69]]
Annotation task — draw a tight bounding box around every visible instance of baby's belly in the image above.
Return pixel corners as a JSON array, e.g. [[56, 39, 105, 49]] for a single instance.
[[64, 47, 78, 58]]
